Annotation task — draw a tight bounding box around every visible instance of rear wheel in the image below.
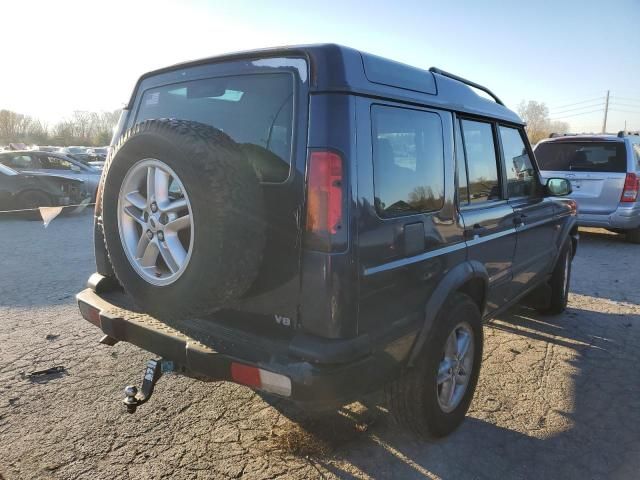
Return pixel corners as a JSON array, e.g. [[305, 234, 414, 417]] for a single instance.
[[386, 293, 483, 439]]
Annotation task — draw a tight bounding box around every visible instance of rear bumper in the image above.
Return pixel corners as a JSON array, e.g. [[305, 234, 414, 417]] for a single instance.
[[76, 282, 416, 406], [577, 203, 640, 230]]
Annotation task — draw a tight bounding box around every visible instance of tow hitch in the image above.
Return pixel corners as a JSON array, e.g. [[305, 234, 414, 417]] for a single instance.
[[123, 359, 173, 413]]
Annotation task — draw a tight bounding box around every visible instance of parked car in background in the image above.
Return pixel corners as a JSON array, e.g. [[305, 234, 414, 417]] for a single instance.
[[59, 146, 92, 165], [86, 147, 109, 169], [35, 146, 62, 153], [535, 131, 640, 243], [0, 163, 88, 219], [0, 150, 100, 200]]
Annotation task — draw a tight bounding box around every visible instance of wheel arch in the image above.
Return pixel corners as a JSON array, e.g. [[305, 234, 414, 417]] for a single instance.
[[407, 260, 488, 367]]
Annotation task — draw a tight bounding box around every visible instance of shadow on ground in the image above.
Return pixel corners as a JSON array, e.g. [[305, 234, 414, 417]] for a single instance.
[[264, 302, 640, 479]]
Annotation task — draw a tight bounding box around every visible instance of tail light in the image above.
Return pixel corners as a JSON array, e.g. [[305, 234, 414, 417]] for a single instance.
[[621, 173, 639, 202], [304, 150, 345, 251]]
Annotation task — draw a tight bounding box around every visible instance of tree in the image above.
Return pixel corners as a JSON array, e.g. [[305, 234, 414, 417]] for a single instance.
[[517, 101, 570, 144]]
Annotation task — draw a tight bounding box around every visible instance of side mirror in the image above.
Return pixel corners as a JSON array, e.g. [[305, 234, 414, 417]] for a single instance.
[[546, 178, 572, 196]]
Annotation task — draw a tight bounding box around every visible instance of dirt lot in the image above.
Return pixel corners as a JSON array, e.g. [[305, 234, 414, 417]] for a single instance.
[[1, 211, 639, 479]]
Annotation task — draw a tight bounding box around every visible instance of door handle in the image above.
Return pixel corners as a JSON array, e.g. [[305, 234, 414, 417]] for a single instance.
[[465, 224, 487, 239], [513, 215, 524, 226]]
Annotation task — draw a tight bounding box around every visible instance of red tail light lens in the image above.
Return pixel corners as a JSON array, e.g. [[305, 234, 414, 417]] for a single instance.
[[306, 151, 343, 236], [621, 173, 639, 202]]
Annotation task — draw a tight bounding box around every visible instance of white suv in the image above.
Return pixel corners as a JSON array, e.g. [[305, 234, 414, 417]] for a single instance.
[[535, 131, 640, 243]]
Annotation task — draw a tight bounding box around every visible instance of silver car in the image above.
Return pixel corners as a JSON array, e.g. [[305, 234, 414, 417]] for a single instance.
[[0, 150, 101, 201], [535, 131, 640, 243]]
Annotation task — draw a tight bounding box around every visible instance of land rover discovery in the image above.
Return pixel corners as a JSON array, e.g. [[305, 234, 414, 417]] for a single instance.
[[77, 44, 578, 438]]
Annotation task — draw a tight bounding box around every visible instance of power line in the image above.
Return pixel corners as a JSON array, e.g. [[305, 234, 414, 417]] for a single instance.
[[609, 109, 640, 114], [550, 108, 605, 120], [611, 96, 640, 103], [550, 102, 605, 114], [548, 97, 604, 110], [609, 102, 640, 109]]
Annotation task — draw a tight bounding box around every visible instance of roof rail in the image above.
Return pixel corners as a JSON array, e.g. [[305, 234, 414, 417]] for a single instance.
[[618, 130, 640, 138], [549, 133, 579, 138], [429, 67, 505, 106]]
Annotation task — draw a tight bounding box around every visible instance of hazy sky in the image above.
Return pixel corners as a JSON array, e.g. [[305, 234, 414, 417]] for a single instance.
[[2, 0, 639, 132]]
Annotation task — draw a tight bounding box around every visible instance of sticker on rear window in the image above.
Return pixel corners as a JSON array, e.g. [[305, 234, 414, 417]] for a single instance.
[[145, 92, 160, 106]]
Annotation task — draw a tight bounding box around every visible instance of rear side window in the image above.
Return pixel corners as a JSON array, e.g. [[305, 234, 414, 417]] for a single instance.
[[631, 140, 640, 170], [460, 119, 501, 203], [1, 154, 39, 169], [136, 73, 294, 182], [40, 155, 74, 170], [371, 105, 445, 218], [499, 126, 537, 198], [535, 142, 627, 173]]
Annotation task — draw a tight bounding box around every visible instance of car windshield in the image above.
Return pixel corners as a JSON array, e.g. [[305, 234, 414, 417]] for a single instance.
[[536, 141, 627, 172], [135, 73, 294, 182]]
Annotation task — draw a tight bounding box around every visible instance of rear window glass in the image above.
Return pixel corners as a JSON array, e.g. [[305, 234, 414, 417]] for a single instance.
[[136, 73, 294, 182], [535, 142, 627, 173]]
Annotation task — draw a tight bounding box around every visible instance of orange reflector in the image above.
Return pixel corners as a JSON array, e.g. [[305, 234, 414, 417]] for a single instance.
[[230, 362, 292, 397], [230, 363, 261, 388], [78, 301, 101, 326]]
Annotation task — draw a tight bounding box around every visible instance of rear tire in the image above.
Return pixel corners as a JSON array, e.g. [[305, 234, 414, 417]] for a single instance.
[[386, 293, 483, 439], [101, 119, 265, 320], [626, 228, 640, 244], [537, 241, 572, 315]]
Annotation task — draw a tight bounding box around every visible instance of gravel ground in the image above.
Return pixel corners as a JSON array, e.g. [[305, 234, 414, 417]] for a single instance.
[[1, 212, 639, 480]]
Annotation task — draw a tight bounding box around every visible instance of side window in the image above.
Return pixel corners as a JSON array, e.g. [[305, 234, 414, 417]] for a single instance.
[[371, 105, 445, 218], [455, 123, 469, 206], [8, 155, 37, 169], [41, 156, 74, 170], [631, 140, 640, 170], [499, 126, 537, 198], [460, 119, 501, 203]]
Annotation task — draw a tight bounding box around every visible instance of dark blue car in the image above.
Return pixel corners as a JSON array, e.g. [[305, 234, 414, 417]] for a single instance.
[[77, 44, 577, 438]]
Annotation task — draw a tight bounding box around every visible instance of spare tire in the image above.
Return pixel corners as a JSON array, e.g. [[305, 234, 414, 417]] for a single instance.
[[101, 119, 265, 319]]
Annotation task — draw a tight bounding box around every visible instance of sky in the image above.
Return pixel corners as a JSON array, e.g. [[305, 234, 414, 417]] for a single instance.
[[1, 0, 639, 133]]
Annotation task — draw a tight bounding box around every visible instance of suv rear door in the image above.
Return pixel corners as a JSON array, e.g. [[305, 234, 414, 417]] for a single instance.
[[535, 139, 628, 214], [456, 117, 517, 314], [123, 58, 309, 328], [355, 99, 466, 335]]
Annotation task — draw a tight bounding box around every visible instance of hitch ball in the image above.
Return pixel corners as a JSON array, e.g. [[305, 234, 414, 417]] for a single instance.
[[123, 385, 139, 413]]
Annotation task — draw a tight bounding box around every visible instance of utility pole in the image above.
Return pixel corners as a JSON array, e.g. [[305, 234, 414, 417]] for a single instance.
[[602, 90, 610, 133]]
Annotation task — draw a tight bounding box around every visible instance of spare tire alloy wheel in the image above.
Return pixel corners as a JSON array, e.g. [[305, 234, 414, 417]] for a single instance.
[[101, 119, 265, 320], [118, 158, 193, 285]]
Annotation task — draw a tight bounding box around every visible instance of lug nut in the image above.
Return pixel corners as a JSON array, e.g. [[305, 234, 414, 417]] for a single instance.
[[146, 230, 153, 239], [157, 231, 164, 241], [150, 202, 158, 213]]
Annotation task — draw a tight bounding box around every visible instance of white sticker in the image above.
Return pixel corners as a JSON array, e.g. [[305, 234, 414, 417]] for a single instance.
[[145, 92, 160, 106]]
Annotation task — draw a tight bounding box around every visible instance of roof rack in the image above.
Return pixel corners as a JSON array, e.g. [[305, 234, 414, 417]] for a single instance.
[[549, 133, 579, 138], [429, 67, 505, 106], [618, 130, 640, 138]]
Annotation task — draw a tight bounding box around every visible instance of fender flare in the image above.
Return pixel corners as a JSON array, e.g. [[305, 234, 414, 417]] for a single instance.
[[407, 260, 488, 366]]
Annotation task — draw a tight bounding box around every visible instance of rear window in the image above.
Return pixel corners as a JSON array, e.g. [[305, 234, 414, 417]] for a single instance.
[[535, 142, 627, 173], [136, 73, 294, 182]]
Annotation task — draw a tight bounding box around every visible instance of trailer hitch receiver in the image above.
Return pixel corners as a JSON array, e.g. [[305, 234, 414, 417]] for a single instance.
[[123, 359, 173, 413]]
